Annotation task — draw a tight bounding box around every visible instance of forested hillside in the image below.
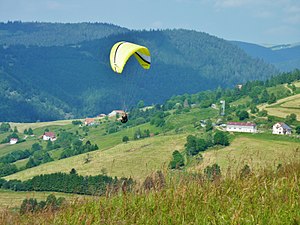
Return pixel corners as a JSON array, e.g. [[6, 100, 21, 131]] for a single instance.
[[0, 23, 278, 122]]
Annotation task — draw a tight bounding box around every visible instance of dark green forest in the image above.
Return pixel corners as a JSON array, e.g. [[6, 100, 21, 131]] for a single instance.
[[0, 170, 133, 195], [0, 21, 129, 46], [0, 22, 278, 122]]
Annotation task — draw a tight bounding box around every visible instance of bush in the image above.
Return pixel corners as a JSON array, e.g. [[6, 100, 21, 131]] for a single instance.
[[214, 131, 229, 146], [122, 136, 129, 143], [169, 150, 185, 169]]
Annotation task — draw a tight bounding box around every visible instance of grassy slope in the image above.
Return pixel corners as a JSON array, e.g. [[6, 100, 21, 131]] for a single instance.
[[192, 133, 300, 174], [3, 103, 300, 182], [0, 139, 37, 158], [5, 134, 187, 181], [9, 120, 75, 133], [0, 189, 93, 209], [256, 81, 300, 120], [259, 93, 300, 119], [3, 108, 217, 181], [5, 132, 300, 182]]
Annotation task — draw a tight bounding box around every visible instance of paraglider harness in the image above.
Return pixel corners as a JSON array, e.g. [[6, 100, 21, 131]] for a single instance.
[[120, 113, 128, 123]]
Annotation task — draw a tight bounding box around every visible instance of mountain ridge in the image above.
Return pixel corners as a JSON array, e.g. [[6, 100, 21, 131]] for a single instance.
[[231, 41, 300, 71]]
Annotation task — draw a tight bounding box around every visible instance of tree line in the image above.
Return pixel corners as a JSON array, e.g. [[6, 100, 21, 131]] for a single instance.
[[0, 169, 133, 195]]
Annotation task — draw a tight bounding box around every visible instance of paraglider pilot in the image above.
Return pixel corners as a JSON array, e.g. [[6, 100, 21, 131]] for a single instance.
[[120, 113, 128, 123]]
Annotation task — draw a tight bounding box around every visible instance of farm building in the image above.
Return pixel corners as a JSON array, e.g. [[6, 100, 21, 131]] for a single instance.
[[108, 110, 125, 117], [272, 122, 292, 135], [43, 132, 57, 141], [226, 122, 257, 133], [84, 118, 95, 126], [9, 138, 18, 145]]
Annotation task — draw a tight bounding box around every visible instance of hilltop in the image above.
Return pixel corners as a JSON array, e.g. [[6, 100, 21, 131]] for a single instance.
[[0, 21, 129, 46]]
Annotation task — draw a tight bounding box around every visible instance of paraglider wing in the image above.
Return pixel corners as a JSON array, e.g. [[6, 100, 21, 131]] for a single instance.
[[110, 41, 151, 73]]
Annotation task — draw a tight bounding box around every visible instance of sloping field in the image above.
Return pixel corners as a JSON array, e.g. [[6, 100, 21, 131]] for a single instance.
[[193, 135, 300, 174], [0, 139, 37, 158], [5, 134, 187, 181], [9, 120, 76, 133], [0, 190, 90, 209], [259, 93, 300, 120]]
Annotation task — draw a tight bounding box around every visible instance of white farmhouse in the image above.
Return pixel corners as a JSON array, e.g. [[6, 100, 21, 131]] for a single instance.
[[10, 138, 18, 145], [108, 110, 125, 117], [43, 132, 57, 141], [272, 122, 292, 135], [226, 122, 257, 133]]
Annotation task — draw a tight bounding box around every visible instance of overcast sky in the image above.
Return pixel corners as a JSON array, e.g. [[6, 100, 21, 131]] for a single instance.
[[0, 0, 299, 45]]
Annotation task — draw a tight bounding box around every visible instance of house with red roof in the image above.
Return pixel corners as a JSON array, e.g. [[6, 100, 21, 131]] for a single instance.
[[226, 122, 257, 133], [272, 122, 292, 135], [84, 118, 95, 126], [43, 132, 57, 141]]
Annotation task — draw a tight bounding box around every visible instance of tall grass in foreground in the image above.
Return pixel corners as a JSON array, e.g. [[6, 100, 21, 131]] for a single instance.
[[1, 163, 299, 225]]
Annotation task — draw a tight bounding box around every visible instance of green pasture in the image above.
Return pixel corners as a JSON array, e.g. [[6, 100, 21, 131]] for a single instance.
[[230, 96, 252, 106], [9, 120, 75, 133], [0, 139, 37, 158], [0, 189, 92, 209], [192, 134, 300, 174], [5, 134, 187, 181]]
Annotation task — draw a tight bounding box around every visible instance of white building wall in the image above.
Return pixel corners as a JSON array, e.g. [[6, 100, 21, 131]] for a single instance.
[[10, 139, 18, 144], [272, 124, 291, 135], [43, 135, 50, 141], [227, 125, 257, 133]]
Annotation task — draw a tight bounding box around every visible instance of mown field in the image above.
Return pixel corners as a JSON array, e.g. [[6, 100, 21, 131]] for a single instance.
[[259, 93, 300, 119], [256, 81, 300, 120]]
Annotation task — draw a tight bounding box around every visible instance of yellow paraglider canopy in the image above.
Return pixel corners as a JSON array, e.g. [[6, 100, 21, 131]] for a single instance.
[[110, 41, 151, 73]]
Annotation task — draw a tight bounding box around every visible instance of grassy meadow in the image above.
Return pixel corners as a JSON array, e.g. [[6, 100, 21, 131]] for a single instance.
[[192, 134, 300, 174], [1, 162, 299, 224], [258, 93, 300, 120], [0, 190, 90, 209], [256, 81, 300, 120], [9, 120, 76, 133], [5, 134, 187, 181]]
